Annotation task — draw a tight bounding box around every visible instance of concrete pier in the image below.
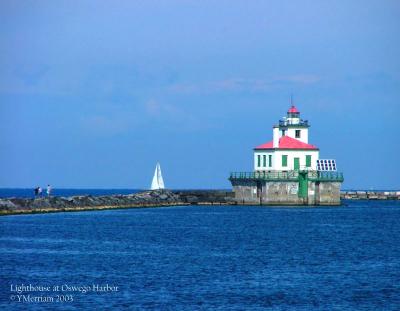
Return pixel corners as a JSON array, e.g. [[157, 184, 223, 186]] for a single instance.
[[229, 171, 344, 206], [231, 180, 342, 206]]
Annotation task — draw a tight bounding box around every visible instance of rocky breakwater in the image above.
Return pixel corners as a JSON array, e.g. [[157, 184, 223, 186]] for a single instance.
[[341, 191, 400, 200], [172, 190, 235, 205], [0, 190, 236, 216]]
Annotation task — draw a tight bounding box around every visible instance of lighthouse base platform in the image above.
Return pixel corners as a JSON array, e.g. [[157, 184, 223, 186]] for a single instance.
[[229, 171, 343, 206]]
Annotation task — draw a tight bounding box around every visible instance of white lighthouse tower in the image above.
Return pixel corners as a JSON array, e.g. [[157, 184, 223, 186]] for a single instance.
[[253, 105, 319, 171]]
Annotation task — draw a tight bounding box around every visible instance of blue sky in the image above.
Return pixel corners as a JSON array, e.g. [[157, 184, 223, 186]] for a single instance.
[[0, 0, 399, 189]]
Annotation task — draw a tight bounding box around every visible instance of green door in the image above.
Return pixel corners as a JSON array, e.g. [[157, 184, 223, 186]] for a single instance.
[[298, 172, 308, 198], [294, 158, 300, 170]]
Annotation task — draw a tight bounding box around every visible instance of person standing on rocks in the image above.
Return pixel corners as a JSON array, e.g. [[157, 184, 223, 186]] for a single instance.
[[34, 187, 39, 198], [47, 184, 52, 197]]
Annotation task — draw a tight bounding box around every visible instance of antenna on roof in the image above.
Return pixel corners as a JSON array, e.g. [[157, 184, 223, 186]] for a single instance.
[[290, 93, 294, 106]]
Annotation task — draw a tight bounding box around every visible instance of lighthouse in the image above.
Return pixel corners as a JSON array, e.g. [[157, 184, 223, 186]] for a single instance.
[[254, 105, 319, 171], [229, 104, 343, 206]]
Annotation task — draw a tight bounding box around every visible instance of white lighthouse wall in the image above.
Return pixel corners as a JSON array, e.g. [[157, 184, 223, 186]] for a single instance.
[[254, 150, 319, 171], [273, 127, 280, 148], [286, 128, 309, 144]]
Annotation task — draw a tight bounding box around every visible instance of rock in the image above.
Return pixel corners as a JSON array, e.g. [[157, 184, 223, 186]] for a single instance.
[[0, 199, 17, 209]]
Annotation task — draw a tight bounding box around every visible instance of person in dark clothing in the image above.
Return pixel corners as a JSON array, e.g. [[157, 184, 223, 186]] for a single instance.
[[34, 187, 39, 198]]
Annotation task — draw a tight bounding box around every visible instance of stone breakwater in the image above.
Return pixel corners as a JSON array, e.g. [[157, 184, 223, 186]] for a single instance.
[[341, 191, 400, 200], [2, 190, 398, 215], [0, 190, 236, 216]]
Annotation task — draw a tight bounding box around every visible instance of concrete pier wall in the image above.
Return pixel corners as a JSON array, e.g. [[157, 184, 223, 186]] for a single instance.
[[229, 180, 259, 204], [318, 182, 342, 205], [262, 181, 304, 205], [231, 180, 341, 205]]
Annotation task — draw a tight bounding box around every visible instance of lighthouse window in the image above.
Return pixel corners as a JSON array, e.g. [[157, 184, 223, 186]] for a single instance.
[[295, 130, 301, 138], [263, 155, 266, 167], [282, 155, 288, 167], [269, 155, 272, 167], [257, 155, 261, 167], [306, 155, 311, 167]]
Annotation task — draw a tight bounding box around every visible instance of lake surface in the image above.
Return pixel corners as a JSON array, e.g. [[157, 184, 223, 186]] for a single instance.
[[1, 200, 400, 310]]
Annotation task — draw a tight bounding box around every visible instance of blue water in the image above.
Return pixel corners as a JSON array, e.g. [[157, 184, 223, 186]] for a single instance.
[[0, 188, 142, 198], [1, 201, 400, 310]]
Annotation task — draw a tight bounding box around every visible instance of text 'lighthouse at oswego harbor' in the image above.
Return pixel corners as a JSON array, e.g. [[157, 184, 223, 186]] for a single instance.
[[229, 105, 344, 205]]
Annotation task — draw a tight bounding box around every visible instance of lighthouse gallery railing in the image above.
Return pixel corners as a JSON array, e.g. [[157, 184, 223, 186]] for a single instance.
[[229, 171, 344, 182]]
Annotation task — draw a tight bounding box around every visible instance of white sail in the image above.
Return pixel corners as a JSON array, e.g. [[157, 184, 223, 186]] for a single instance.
[[151, 162, 165, 190]]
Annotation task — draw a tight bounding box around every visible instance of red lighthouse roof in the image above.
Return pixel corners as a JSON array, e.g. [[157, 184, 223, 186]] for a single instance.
[[288, 105, 299, 113], [254, 135, 318, 150]]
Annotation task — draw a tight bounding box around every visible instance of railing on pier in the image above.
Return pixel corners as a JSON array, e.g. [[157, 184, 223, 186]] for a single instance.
[[229, 170, 344, 182], [311, 171, 344, 182], [229, 171, 299, 181]]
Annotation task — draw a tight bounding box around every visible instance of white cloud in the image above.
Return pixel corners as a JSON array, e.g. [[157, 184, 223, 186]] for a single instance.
[[145, 99, 182, 118], [80, 106, 143, 136], [167, 74, 321, 94]]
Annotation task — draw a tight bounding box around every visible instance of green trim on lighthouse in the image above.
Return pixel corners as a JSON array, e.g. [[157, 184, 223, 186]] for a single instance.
[[282, 155, 288, 167], [306, 155, 311, 167], [298, 172, 308, 198], [294, 158, 300, 170]]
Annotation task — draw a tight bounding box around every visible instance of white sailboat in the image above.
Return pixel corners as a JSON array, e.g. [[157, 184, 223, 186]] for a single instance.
[[150, 162, 165, 190]]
